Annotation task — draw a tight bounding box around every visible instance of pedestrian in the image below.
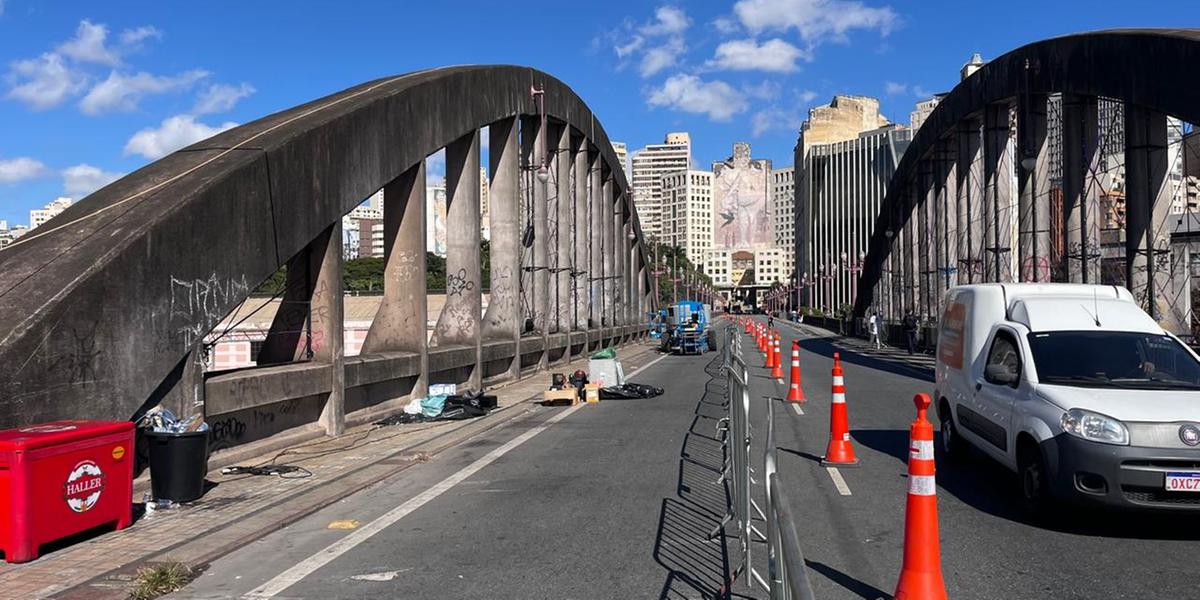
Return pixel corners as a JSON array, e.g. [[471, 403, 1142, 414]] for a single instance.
[[868, 311, 882, 350], [903, 310, 918, 355], [767, 314, 775, 330]]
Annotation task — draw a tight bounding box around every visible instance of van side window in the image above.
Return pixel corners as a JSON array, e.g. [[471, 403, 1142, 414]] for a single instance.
[[984, 332, 1021, 387]]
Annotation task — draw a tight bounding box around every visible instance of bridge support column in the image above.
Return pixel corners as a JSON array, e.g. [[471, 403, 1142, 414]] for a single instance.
[[433, 131, 483, 389], [555, 125, 573, 338], [939, 140, 959, 297], [920, 165, 936, 318], [957, 118, 983, 284], [1125, 106, 1173, 327], [589, 152, 604, 340], [572, 137, 590, 331], [483, 117, 521, 381], [363, 162, 429, 396], [520, 115, 551, 368], [614, 197, 627, 326], [311, 222, 345, 436], [1062, 94, 1101, 284], [1018, 93, 1050, 282], [984, 103, 1015, 282], [903, 188, 918, 317], [602, 173, 615, 333]]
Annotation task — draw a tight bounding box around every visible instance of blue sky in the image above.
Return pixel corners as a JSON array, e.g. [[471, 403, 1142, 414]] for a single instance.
[[0, 0, 1192, 226]]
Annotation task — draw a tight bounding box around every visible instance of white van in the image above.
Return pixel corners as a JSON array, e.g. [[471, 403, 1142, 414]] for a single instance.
[[935, 283, 1200, 512]]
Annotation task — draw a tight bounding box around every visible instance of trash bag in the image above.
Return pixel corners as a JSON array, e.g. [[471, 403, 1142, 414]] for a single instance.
[[403, 397, 424, 415], [599, 383, 664, 399], [421, 395, 448, 418], [591, 347, 617, 359]]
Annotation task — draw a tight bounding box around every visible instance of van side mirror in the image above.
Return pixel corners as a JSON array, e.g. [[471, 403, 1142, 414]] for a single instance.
[[984, 363, 1019, 387]]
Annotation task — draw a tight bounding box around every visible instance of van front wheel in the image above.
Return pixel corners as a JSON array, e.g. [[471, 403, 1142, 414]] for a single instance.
[[1018, 442, 1053, 516]]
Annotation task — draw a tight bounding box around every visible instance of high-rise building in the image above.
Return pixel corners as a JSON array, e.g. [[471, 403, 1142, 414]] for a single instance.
[[611, 142, 629, 180], [771, 167, 795, 278], [659, 170, 713, 264], [800, 96, 890, 148], [427, 180, 448, 255], [631, 133, 691, 240], [796, 116, 912, 313], [480, 166, 491, 240], [910, 95, 944, 133], [30, 197, 72, 230], [961, 53, 985, 81]]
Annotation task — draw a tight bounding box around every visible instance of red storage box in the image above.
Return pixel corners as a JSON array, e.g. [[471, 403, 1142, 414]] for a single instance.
[[0, 420, 134, 563]]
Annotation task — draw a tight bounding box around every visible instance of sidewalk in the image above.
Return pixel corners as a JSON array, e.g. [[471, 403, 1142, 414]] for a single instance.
[[0, 342, 659, 600], [775, 318, 936, 375]]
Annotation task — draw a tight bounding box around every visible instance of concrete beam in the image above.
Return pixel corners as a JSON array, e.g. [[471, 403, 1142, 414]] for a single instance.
[[983, 103, 1015, 283], [1018, 93, 1050, 282], [555, 124, 573, 334], [432, 130, 483, 389], [1061, 94, 1102, 284], [311, 222, 345, 436], [1125, 105, 1174, 327], [482, 117, 521, 380]]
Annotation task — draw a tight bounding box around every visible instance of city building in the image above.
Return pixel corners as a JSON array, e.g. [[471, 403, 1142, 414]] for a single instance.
[[795, 98, 912, 313], [910, 95, 944, 133], [427, 179, 448, 255], [30, 197, 71, 230], [659, 170, 712, 264], [961, 52, 985, 80], [630, 132, 691, 240], [706, 142, 778, 307], [771, 167, 795, 278], [800, 96, 890, 148], [611, 142, 629, 180], [480, 166, 491, 240]]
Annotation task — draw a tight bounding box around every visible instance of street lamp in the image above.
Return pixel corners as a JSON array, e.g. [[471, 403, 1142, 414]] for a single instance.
[[841, 251, 866, 306]]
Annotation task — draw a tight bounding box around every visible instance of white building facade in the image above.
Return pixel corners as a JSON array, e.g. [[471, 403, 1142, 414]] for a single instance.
[[659, 169, 713, 264], [631, 132, 691, 240]]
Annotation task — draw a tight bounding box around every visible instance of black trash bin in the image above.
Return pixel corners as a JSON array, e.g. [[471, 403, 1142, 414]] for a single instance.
[[146, 430, 209, 502]]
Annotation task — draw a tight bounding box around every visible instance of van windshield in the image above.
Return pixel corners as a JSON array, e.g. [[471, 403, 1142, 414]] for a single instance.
[[1028, 331, 1200, 390]]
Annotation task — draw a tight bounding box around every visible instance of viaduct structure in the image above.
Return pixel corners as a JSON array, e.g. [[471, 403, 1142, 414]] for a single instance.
[[854, 30, 1200, 334], [0, 66, 653, 447]]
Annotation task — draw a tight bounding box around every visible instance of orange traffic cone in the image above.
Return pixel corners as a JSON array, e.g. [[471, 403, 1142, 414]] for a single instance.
[[770, 334, 783, 380], [894, 393, 948, 600], [758, 325, 767, 353], [787, 340, 804, 402], [821, 352, 859, 466], [764, 330, 777, 368]]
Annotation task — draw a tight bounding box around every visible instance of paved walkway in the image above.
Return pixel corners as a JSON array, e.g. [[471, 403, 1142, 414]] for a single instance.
[[0, 342, 660, 600]]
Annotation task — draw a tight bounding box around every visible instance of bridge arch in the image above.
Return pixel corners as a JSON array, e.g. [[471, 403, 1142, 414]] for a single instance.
[[0, 66, 652, 437], [853, 29, 1200, 333]]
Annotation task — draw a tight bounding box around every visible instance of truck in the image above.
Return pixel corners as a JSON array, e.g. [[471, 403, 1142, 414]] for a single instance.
[[661, 301, 716, 355]]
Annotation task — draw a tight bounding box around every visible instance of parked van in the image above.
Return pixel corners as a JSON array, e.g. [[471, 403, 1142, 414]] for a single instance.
[[935, 283, 1200, 512]]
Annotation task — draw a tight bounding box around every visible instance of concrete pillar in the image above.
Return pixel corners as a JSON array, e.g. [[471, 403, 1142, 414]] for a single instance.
[[432, 131, 483, 389], [957, 118, 984, 284], [311, 222, 345, 436], [613, 194, 626, 325], [482, 117, 521, 379], [555, 125, 573, 334], [984, 103, 1014, 282], [903, 191, 918, 315], [363, 162, 429, 395], [940, 140, 959, 294], [1125, 106, 1173, 326], [589, 152, 604, 332], [259, 244, 324, 365], [1062, 94, 1101, 284], [602, 174, 615, 329], [572, 137, 590, 331], [525, 117, 551, 346], [916, 170, 931, 317], [1018, 93, 1050, 282]]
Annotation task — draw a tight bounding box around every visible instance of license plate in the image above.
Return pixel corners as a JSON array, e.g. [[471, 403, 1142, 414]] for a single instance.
[[1165, 472, 1200, 492]]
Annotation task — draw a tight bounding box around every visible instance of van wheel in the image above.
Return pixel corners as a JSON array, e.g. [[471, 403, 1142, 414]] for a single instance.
[[937, 400, 966, 459], [1018, 442, 1053, 516]]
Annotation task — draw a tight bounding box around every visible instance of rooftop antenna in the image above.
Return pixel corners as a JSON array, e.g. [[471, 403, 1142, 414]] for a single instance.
[[1081, 287, 1102, 327]]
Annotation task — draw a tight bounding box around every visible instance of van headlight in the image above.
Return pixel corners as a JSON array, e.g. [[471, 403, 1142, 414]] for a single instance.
[[1061, 408, 1129, 445]]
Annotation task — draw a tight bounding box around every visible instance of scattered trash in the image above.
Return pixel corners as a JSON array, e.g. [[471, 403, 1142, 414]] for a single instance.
[[139, 406, 209, 433], [568, 369, 589, 396], [421, 395, 448, 418], [375, 391, 495, 426], [220, 464, 312, 479], [591, 347, 617, 360], [429, 383, 457, 396], [350, 570, 408, 582], [402, 396, 423, 415], [142, 492, 175, 515], [327, 519, 360, 530], [588, 358, 625, 386], [599, 383, 665, 400], [128, 561, 196, 600], [411, 452, 432, 463]]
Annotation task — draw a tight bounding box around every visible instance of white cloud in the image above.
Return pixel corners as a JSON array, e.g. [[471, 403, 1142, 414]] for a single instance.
[[709, 38, 807, 72], [57, 20, 121, 66], [798, 89, 818, 103], [614, 37, 644, 59], [646, 74, 748, 121], [640, 38, 685, 77], [193, 82, 255, 115], [750, 89, 821, 136], [62, 164, 124, 197], [713, 16, 740, 34], [912, 85, 932, 98], [124, 114, 237, 160], [80, 69, 208, 115], [5, 52, 89, 110], [743, 80, 781, 100], [0, 157, 52, 184], [0, 0, 6, 17], [884, 81, 907, 95], [639, 6, 691, 36], [732, 0, 898, 47], [119, 26, 162, 47]]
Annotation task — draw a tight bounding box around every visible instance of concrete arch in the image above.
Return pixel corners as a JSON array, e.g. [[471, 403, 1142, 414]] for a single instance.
[[855, 29, 1200, 318], [0, 66, 649, 429]]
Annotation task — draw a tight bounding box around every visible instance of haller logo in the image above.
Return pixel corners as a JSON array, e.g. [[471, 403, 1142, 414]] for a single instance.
[[63, 460, 105, 513], [1180, 425, 1200, 447]]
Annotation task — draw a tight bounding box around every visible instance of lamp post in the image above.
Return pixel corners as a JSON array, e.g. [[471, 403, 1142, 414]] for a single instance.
[[841, 251, 866, 306], [819, 263, 835, 315]]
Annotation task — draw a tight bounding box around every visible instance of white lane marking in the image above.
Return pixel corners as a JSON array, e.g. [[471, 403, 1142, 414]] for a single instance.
[[790, 404, 804, 416], [826, 467, 852, 496], [247, 351, 673, 598]]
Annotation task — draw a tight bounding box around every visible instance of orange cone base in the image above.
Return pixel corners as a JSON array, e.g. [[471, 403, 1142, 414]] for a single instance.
[[820, 440, 860, 467], [787, 386, 805, 403], [894, 571, 947, 600]]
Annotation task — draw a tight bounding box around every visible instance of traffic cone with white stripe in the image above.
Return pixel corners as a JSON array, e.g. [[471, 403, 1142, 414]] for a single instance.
[[770, 333, 784, 380], [894, 393, 947, 600], [787, 340, 804, 402], [758, 325, 767, 353], [821, 352, 859, 466]]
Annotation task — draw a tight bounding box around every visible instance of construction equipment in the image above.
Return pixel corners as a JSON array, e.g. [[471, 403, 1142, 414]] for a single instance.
[[661, 300, 715, 355]]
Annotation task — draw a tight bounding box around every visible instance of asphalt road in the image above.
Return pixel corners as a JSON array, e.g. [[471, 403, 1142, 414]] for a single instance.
[[755, 317, 1200, 600], [173, 347, 746, 600], [172, 318, 1200, 600]]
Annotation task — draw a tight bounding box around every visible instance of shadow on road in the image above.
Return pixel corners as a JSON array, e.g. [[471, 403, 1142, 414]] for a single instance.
[[854, 427, 1200, 540], [653, 348, 755, 599], [797, 337, 934, 383], [806, 560, 891, 600]]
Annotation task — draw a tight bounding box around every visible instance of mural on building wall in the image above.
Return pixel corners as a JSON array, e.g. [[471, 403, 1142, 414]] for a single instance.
[[713, 142, 771, 250]]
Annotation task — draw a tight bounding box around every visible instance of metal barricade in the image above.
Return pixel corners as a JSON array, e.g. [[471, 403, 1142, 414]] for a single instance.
[[713, 320, 816, 600]]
